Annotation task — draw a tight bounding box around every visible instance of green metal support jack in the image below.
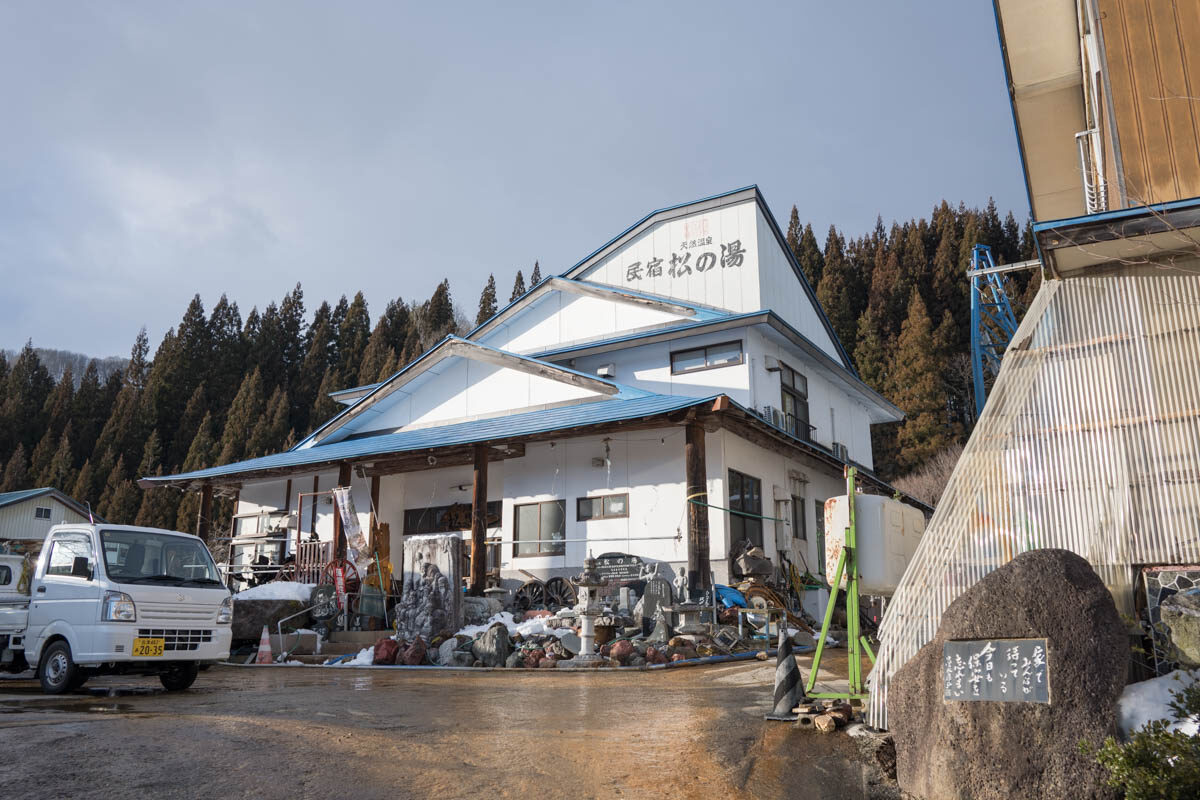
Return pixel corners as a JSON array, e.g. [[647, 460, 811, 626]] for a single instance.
[[803, 465, 876, 702]]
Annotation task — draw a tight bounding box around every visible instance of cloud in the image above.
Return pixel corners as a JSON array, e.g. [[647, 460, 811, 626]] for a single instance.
[[0, 1, 1026, 357]]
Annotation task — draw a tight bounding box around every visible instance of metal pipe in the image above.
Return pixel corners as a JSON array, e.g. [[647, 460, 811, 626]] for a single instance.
[[275, 602, 322, 662]]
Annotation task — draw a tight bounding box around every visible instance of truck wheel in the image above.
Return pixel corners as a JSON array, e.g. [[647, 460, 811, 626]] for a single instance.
[[38, 641, 79, 694], [159, 662, 199, 691]]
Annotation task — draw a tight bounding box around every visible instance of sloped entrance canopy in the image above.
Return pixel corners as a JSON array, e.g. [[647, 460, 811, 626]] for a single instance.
[[869, 270, 1200, 728]]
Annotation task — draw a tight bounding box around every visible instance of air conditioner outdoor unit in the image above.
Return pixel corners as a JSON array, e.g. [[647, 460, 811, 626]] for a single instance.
[[831, 442, 849, 461], [760, 405, 785, 429]]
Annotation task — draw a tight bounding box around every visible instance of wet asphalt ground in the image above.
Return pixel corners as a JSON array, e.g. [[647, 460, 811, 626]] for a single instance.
[[0, 657, 892, 800]]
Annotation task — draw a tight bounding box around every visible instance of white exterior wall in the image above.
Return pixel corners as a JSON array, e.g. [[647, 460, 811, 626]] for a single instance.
[[330, 358, 602, 439], [753, 210, 844, 363], [0, 497, 91, 540], [235, 478, 292, 517], [746, 328, 875, 470], [376, 473, 407, 564], [479, 290, 691, 355], [581, 200, 762, 316], [563, 331, 752, 407], [236, 468, 345, 549], [716, 429, 847, 581], [492, 430, 726, 583], [232, 428, 852, 589]]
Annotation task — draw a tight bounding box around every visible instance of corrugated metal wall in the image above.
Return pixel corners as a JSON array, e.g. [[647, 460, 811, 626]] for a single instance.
[[0, 497, 90, 540], [870, 271, 1200, 728]]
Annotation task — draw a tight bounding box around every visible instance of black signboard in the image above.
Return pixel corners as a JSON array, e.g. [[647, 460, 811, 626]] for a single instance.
[[942, 638, 1050, 703], [594, 552, 645, 583]]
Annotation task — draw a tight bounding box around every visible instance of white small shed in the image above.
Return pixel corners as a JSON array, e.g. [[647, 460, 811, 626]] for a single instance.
[[0, 488, 95, 541]]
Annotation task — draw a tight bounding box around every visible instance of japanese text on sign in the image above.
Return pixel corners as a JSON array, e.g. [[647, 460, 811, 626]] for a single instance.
[[623, 240, 748, 283], [942, 638, 1049, 703]]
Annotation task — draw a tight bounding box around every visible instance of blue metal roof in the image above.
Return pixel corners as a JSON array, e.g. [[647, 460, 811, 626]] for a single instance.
[[529, 311, 763, 358], [0, 487, 56, 509], [144, 392, 715, 484]]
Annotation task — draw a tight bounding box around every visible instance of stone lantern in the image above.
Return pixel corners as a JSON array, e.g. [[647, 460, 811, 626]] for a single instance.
[[562, 554, 606, 668]]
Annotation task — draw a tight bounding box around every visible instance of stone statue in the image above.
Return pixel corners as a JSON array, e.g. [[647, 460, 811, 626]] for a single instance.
[[674, 566, 689, 602]]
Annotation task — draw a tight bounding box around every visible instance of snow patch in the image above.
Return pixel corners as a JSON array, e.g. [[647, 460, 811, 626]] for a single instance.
[[234, 582, 317, 603], [1118, 670, 1200, 738], [455, 612, 574, 640], [326, 646, 375, 667]]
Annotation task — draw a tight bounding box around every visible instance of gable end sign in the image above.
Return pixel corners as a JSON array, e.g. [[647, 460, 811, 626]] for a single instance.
[[942, 638, 1050, 703]]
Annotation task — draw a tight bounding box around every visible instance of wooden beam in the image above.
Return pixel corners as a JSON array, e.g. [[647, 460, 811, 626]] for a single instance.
[[362, 443, 525, 477], [469, 444, 488, 597], [197, 484, 213, 542], [685, 422, 711, 597]]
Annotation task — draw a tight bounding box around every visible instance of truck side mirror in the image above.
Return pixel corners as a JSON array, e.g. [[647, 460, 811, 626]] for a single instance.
[[71, 556, 92, 580]]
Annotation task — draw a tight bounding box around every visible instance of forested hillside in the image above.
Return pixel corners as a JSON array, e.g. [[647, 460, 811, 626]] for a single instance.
[[1, 347, 126, 386], [0, 199, 1034, 530]]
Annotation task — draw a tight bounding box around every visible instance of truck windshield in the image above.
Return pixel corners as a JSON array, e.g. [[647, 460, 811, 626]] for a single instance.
[[100, 530, 222, 586]]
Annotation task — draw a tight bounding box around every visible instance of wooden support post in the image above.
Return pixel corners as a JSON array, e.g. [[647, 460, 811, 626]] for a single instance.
[[370, 475, 381, 555], [685, 422, 711, 597], [197, 483, 213, 542], [469, 444, 488, 596], [310, 475, 319, 536], [334, 462, 351, 559]]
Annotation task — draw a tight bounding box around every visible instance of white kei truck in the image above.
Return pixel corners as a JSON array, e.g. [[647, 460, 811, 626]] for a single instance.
[[0, 523, 233, 693]]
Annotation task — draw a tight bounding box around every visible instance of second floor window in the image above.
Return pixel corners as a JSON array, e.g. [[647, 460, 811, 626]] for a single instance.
[[779, 363, 810, 441], [670, 340, 743, 375]]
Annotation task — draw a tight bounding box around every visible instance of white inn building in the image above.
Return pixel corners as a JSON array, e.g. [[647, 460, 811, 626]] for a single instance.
[[145, 186, 922, 595]]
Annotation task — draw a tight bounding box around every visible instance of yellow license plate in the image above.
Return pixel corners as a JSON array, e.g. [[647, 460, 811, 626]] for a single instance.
[[132, 637, 165, 657]]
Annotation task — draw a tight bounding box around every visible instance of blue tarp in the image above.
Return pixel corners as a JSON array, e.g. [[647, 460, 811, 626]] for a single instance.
[[714, 584, 748, 609]]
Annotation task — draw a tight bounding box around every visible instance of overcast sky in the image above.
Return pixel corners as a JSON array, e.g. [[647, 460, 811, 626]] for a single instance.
[[0, 1, 1026, 358]]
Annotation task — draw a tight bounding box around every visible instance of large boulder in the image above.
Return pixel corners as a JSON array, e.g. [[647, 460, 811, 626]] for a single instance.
[[889, 549, 1125, 800], [399, 637, 427, 666], [462, 596, 502, 626], [231, 599, 309, 642], [1160, 588, 1200, 667], [471, 623, 511, 667]]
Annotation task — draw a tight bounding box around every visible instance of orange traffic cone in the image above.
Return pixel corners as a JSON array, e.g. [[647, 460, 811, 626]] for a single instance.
[[255, 625, 274, 665]]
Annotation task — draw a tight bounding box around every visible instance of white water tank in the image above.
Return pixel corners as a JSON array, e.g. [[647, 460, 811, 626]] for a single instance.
[[824, 494, 925, 596]]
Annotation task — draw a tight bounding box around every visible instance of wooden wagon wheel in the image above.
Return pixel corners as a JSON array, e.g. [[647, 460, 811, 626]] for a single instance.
[[543, 576, 577, 608], [513, 579, 545, 611], [319, 559, 362, 598]]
